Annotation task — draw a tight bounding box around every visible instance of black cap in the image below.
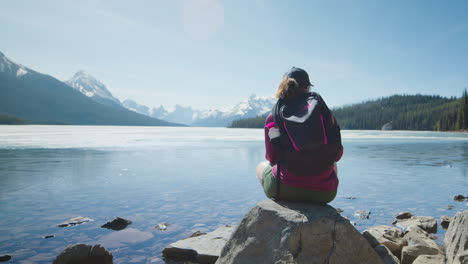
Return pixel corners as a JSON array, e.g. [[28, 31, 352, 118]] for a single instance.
[[285, 67, 314, 87]]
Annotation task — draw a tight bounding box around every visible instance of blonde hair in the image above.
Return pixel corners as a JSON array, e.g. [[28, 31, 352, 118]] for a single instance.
[[275, 77, 308, 99]]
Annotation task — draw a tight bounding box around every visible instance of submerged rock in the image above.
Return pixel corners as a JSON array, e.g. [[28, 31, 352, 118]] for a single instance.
[[53, 244, 112, 264], [97, 228, 153, 248], [101, 217, 131, 231], [156, 222, 170, 231], [0, 255, 12, 262], [354, 210, 371, 219], [453, 195, 466, 202], [444, 210, 468, 264], [57, 216, 92, 227], [163, 225, 233, 264], [216, 200, 383, 264]]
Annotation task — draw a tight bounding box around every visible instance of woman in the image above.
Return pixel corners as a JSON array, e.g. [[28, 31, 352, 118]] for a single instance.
[[256, 67, 343, 204]]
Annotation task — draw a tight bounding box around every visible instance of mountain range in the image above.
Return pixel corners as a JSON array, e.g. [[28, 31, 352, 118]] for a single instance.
[[0, 51, 276, 127], [123, 95, 275, 126], [0, 51, 177, 126]]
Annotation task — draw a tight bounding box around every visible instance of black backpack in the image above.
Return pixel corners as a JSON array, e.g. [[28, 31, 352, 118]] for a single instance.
[[271, 92, 342, 176]]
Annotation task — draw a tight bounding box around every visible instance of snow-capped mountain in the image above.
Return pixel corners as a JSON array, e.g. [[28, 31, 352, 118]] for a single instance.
[[122, 99, 152, 116], [66, 71, 122, 108], [191, 94, 275, 126], [123, 94, 276, 127], [0, 51, 31, 78]]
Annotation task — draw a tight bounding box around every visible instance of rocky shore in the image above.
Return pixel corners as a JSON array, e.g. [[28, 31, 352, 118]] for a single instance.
[[162, 198, 468, 264], [1, 196, 466, 264]]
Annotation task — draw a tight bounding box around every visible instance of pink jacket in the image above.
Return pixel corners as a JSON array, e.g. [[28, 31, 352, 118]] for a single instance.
[[264, 113, 343, 192]]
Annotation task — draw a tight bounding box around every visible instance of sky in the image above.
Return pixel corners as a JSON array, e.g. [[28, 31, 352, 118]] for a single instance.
[[1, 0, 467, 110]]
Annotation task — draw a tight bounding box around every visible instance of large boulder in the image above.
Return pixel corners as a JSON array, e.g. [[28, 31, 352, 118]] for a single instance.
[[394, 216, 437, 233], [401, 245, 440, 264], [365, 225, 407, 259], [412, 254, 446, 264], [216, 200, 383, 264], [163, 225, 234, 264], [373, 245, 400, 264], [444, 211, 468, 264], [53, 244, 112, 264], [403, 226, 443, 253]]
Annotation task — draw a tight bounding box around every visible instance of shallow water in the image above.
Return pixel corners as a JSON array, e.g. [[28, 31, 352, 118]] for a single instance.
[[0, 126, 467, 263]]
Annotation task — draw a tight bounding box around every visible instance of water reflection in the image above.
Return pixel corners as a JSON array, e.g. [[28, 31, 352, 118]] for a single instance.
[[0, 130, 467, 263]]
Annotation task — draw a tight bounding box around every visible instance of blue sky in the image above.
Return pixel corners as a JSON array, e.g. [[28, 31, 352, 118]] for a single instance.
[[1, 0, 467, 109]]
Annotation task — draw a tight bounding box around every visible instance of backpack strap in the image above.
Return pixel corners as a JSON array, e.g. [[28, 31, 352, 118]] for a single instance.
[[271, 99, 284, 201]]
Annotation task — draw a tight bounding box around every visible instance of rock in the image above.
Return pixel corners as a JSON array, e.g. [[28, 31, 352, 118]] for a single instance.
[[216, 200, 383, 264], [156, 222, 169, 231], [444, 210, 468, 264], [53, 244, 112, 264], [57, 216, 92, 227], [396, 212, 412, 220], [453, 249, 468, 264], [189, 231, 207, 238], [394, 216, 438, 233], [374, 245, 400, 264], [401, 245, 440, 264], [101, 217, 131, 231], [454, 195, 466, 202], [336, 208, 343, 214], [163, 225, 233, 264], [412, 254, 446, 264], [440, 215, 452, 229], [402, 226, 443, 254], [362, 231, 380, 248], [365, 225, 407, 259], [0, 255, 12, 262]]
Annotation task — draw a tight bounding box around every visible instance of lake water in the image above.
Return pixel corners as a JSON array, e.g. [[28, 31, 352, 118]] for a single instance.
[[0, 126, 467, 263]]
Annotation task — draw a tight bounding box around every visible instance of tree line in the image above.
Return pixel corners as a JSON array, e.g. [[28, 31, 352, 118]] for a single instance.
[[229, 91, 468, 131]]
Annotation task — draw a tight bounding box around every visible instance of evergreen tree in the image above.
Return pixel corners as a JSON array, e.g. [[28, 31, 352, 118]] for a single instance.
[[463, 89, 468, 129], [228, 94, 463, 131]]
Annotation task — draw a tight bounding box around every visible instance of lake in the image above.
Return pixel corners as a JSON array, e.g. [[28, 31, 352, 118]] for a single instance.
[[0, 126, 467, 263]]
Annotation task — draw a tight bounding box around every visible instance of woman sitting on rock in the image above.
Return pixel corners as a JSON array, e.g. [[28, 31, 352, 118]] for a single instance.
[[256, 67, 343, 204]]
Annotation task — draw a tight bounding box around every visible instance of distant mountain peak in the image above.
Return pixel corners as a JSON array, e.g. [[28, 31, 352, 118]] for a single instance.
[[0, 51, 30, 78], [67, 71, 121, 107]]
